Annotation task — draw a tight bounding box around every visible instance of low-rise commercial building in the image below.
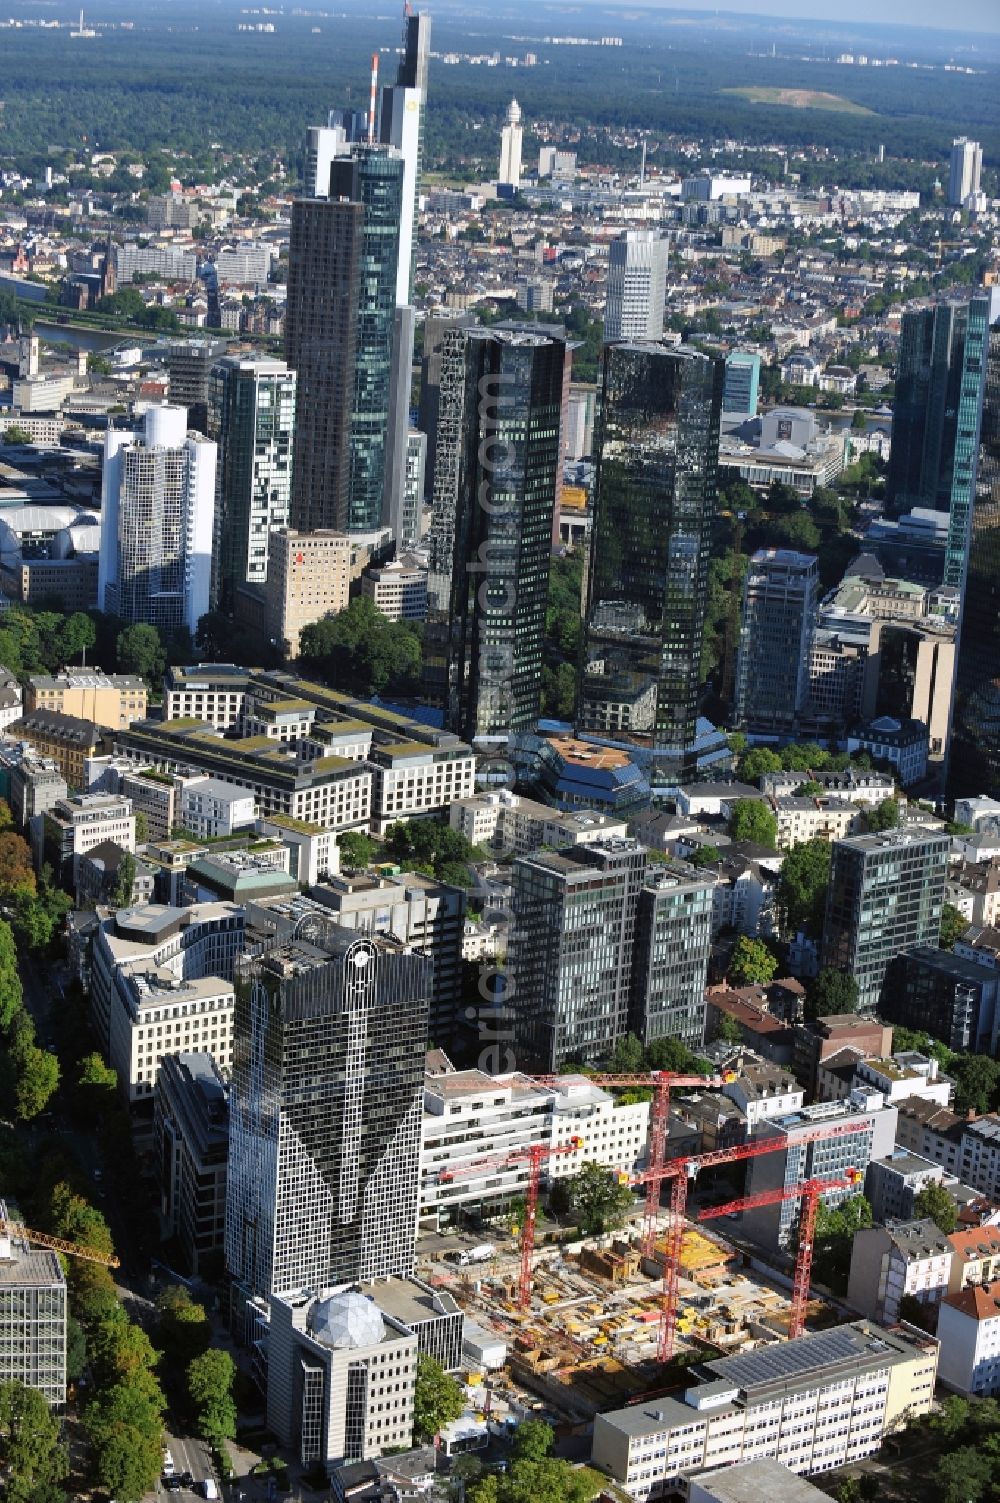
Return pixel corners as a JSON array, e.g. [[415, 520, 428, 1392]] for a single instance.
[[590, 1322, 937, 1496], [32, 792, 135, 885], [154, 1052, 229, 1275], [119, 767, 179, 842], [367, 741, 476, 837], [361, 559, 428, 622]]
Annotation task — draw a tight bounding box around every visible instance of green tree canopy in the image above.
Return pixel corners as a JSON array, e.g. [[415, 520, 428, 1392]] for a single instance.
[[939, 901, 969, 952], [111, 851, 137, 910], [728, 799, 777, 848], [412, 1354, 464, 1442], [298, 597, 422, 697], [156, 1285, 211, 1369], [186, 1348, 237, 1447], [739, 746, 783, 782], [0, 920, 23, 1032], [866, 797, 900, 832], [0, 1381, 68, 1503], [337, 831, 375, 871], [806, 967, 859, 1022], [810, 1194, 872, 1291], [511, 1420, 554, 1461], [950, 1055, 1000, 1116], [913, 1179, 957, 1235], [777, 837, 832, 939], [728, 936, 778, 987], [116, 623, 166, 686], [565, 1162, 634, 1236]]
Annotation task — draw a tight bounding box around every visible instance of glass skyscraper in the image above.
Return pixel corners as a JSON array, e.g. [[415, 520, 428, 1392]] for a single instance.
[[735, 548, 818, 737], [208, 355, 296, 611], [440, 329, 566, 743], [225, 924, 431, 1300], [578, 342, 724, 780], [948, 301, 1000, 797]]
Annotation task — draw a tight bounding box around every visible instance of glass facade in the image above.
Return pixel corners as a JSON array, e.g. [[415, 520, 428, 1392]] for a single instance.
[[579, 342, 724, 781], [225, 925, 431, 1299], [948, 311, 1000, 798], [209, 357, 296, 610], [443, 330, 565, 742], [735, 549, 817, 736], [631, 866, 714, 1050]]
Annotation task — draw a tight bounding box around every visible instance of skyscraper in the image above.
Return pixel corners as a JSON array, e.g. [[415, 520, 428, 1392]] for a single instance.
[[166, 338, 227, 436], [285, 196, 362, 533], [378, 6, 430, 304], [631, 863, 714, 1051], [735, 548, 818, 737], [438, 329, 566, 742], [97, 405, 216, 636], [508, 838, 648, 1071], [499, 100, 523, 189], [821, 830, 950, 1015], [949, 137, 982, 208], [578, 342, 724, 781], [947, 300, 1000, 797], [603, 231, 669, 344], [722, 351, 761, 417], [225, 924, 431, 1301], [208, 355, 296, 610]]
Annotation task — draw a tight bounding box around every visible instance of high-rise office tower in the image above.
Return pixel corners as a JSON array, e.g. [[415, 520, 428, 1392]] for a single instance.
[[947, 299, 1000, 797], [438, 329, 566, 743], [508, 838, 648, 1071], [578, 342, 724, 781], [383, 304, 417, 540], [735, 548, 818, 736], [603, 231, 669, 343], [378, 5, 430, 305], [166, 338, 227, 435], [303, 122, 348, 197], [942, 294, 992, 590], [225, 925, 431, 1301], [722, 351, 761, 417], [949, 137, 982, 207], [208, 355, 296, 610], [821, 830, 950, 1015], [97, 405, 216, 636], [286, 196, 362, 533], [419, 312, 478, 502], [499, 99, 523, 189], [631, 863, 714, 1051]]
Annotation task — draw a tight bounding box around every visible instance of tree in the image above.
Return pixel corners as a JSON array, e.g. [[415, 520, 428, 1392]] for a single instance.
[[512, 1420, 554, 1461], [866, 797, 900, 832], [13, 1040, 60, 1120], [806, 968, 859, 1022], [728, 799, 777, 848], [565, 1162, 634, 1236], [0, 831, 35, 899], [913, 1180, 957, 1236], [728, 936, 778, 987], [777, 838, 832, 939], [156, 1285, 211, 1368], [0, 800, 12, 834], [412, 1354, 464, 1442], [110, 851, 137, 909], [0, 920, 23, 1031], [688, 844, 722, 868], [609, 1033, 644, 1073], [2, 425, 34, 447], [134, 811, 149, 845], [811, 1194, 872, 1291], [0, 1381, 67, 1503], [186, 1348, 237, 1447], [646, 1036, 708, 1073], [116, 623, 165, 686], [713, 1012, 742, 1045], [338, 831, 375, 870], [939, 901, 969, 952], [950, 1054, 1000, 1116], [298, 598, 422, 696], [739, 746, 783, 782]]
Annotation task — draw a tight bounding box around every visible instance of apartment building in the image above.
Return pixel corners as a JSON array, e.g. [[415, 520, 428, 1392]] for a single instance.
[[948, 1222, 1000, 1293], [773, 797, 864, 850], [154, 1052, 229, 1276], [591, 1322, 938, 1497], [25, 670, 147, 730], [847, 1219, 953, 1322], [894, 1098, 965, 1176], [0, 1210, 66, 1409], [937, 1285, 1000, 1396], [866, 1150, 947, 1224], [449, 789, 627, 856], [7, 708, 105, 788], [419, 1070, 649, 1230], [720, 1065, 804, 1130]]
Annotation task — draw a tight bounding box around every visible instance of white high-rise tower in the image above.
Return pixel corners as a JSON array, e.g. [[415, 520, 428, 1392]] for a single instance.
[[603, 230, 670, 343], [948, 137, 983, 207], [499, 99, 523, 189]]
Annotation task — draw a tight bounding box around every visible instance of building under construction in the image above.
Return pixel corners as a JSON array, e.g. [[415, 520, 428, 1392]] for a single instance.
[[0, 1200, 67, 1408]]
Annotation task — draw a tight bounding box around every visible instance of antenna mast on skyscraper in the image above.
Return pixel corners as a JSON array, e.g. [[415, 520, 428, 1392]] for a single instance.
[[368, 54, 379, 144]]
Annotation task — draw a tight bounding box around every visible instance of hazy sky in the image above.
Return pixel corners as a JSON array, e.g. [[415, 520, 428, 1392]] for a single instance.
[[647, 0, 1000, 33]]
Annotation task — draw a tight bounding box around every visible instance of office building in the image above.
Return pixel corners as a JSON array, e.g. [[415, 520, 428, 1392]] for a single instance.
[[722, 351, 761, 417], [118, 243, 196, 286], [286, 195, 361, 533], [847, 1219, 952, 1324], [508, 838, 647, 1071], [25, 670, 146, 731], [360, 558, 427, 621], [383, 306, 417, 543], [167, 339, 227, 434], [949, 137, 983, 207], [938, 1285, 1000, 1397], [178, 776, 256, 839], [862, 618, 956, 767], [741, 1099, 898, 1251], [498, 99, 523, 188], [389, 429, 426, 552], [735, 549, 817, 736], [419, 312, 478, 504], [865, 1149, 946, 1225], [208, 356, 296, 609], [439, 329, 566, 742], [0, 1207, 66, 1409], [450, 789, 627, 856], [948, 303, 1000, 797], [821, 831, 950, 1014], [378, 6, 430, 304], [265, 528, 352, 659], [578, 343, 724, 780], [631, 862, 714, 1050], [34, 792, 135, 887], [303, 121, 349, 198], [885, 945, 1000, 1055], [4, 749, 66, 827], [225, 928, 431, 1300], [98, 406, 216, 637], [591, 1322, 937, 1497], [603, 231, 669, 343], [420, 1070, 649, 1230], [154, 1052, 229, 1275]]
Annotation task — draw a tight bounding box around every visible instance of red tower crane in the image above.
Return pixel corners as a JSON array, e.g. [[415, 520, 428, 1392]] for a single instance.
[[532, 1072, 736, 1255], [697, 1168, 864, 1339], [437, 1136, 584, 1309], [627, 1118, 872, 1362]]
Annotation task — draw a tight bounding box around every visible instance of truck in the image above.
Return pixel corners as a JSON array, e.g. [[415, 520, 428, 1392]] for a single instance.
[[457, 1243, 496, 1267]]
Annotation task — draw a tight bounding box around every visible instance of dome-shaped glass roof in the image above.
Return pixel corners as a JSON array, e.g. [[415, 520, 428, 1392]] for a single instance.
[[307, 1292, 385, 1350]]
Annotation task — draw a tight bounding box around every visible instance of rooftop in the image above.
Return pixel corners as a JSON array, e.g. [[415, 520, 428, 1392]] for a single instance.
[[942, 1284, 1000, 1323]]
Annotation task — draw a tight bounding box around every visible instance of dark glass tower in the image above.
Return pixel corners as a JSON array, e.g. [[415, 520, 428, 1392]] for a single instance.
[[285, 197, 362, 533], [578, 341, 724, 780], [225, 924, 431, 1300], [948, 304, 1000, 797], [442, 329, 566, 742]]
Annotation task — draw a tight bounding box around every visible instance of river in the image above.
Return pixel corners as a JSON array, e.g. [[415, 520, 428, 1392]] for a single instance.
[[33, 320, 149, 354]]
